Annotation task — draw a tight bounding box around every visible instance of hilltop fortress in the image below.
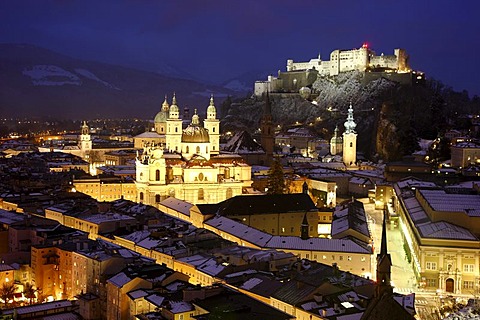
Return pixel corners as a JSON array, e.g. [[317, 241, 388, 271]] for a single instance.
[[255, 44, 423, 96]]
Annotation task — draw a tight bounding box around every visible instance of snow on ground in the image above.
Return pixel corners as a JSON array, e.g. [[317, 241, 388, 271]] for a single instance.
[[75, 68, 120, 90], [23, 65, 81, 86]]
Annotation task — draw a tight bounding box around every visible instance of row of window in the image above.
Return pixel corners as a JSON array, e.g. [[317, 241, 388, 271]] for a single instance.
[[425, 262, 476, 273]]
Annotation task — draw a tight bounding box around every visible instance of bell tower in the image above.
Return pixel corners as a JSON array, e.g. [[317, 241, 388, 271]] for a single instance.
[[165, 93, 183, 153], [79, 121, 92, 153], [203, 95, 220, 155], [260, 94, 274, 165], [342, 103, 357, 167]]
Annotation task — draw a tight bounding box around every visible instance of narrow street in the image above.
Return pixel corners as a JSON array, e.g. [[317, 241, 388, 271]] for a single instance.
[[359, 200, 418, 292]]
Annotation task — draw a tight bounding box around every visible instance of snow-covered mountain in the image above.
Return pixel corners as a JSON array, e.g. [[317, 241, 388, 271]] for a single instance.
[[0, 44, 238, 119]]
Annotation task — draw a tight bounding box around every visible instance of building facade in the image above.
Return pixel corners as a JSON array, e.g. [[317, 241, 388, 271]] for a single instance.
[[135, 96, 252, 205]]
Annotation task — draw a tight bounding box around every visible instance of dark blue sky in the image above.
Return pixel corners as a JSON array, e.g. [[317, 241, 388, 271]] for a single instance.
[[1, 0, 479, 95]]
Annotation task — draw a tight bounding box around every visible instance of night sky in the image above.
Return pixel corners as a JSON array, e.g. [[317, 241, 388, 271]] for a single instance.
[[1, 0, 479, 96]]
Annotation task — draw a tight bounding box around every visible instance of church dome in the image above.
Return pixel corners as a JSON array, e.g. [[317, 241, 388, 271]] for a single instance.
[[154, 96, 169, 123], [182, 110, 210, 143], [154, 111, 168, 123]]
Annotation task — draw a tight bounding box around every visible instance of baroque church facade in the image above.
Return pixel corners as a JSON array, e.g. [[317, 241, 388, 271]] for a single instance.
[[135, 95, 252, 205]]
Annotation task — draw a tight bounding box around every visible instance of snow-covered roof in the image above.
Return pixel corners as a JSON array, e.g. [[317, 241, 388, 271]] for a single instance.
[[128, 289, 149, 300], [145, 294, 165, 307], [205, 216, 273, 247], [159, 197, 192, 217], [107, 272, 131, 288], [134, 132, 164, 139], [168, 301, 193, 313], [240, 277, 263, 290], [266, 236, 371, 254], [418, 189, 480, 216]]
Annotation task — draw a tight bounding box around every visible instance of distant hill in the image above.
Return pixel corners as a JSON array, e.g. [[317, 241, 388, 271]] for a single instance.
[[0, 44, 238, 119]]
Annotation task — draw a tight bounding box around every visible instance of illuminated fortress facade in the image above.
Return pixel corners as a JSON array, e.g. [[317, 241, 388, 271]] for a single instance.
[[286, 44, 410, 76]]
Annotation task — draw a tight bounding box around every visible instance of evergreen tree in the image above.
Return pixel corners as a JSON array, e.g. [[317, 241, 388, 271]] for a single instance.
[[266, 159, 286, 194]]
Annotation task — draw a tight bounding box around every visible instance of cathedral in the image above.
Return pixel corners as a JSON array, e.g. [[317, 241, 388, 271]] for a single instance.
[[135, 95, 252, 205]]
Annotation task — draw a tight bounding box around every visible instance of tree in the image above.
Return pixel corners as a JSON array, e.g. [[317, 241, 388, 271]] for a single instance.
[[23, 282, 36, 305], [266, 158, 286, 194], [0, 282, 17, 307]]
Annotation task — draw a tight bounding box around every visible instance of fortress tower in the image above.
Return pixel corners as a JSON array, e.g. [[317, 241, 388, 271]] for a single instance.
[[342, 104, 357, 167]]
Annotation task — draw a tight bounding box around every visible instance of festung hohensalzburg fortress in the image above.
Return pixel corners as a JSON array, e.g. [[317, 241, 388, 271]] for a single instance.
[[255, 44, 419, 96]]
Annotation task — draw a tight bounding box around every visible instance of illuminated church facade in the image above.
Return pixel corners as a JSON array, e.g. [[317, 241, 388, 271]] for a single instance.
[[135, 95, 252, 205]]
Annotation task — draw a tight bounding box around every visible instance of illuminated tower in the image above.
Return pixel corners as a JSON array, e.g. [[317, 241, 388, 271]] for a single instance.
[[79, 121, 92, 152], [203, 95, 220, 155], [260, 94, 274, 165], [330, 125, 343, 155], [165, 93, 183, 153], [342, 103, 357, 167]]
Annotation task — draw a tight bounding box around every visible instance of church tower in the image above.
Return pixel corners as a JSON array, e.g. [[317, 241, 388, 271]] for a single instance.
[[260, 94, 274, 165], [79, 121, 92, 153], [203, 95, 220, 155], [165, 93, 183, 153], [342, 103, 357, 167], [376, 211, 393, 297], [300, 212, 309, 240], [154, 96, 169, 134], [330, 125, 343, 155]]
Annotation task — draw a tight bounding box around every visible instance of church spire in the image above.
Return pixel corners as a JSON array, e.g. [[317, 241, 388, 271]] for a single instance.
[[376, 209, 393, 297], [380, 210, 388, 257], [301, 212, 309, 240], [260, 93, 274, 165], [344, 103, 357, 134]]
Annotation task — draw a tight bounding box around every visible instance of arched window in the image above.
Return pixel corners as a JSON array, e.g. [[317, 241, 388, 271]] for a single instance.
[[175, 127, 178, 133], [155, 194, 161, 203], [213, 145, 215, 151], [139, 192, 144, 201], [155, 169, 160, 181], [198, 188, 204, 200], [350, 142, 353, 148], [213, 127, 215, 133], [161, 127, 164, 133], [196, 146, 200, 154], [186, 146, 189, 153]]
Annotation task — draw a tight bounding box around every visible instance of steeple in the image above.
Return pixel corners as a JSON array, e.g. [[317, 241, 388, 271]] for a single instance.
[[376, 210, 393, 297], [344, 103, 357, 134], [301, 212, 309, 240], [380, 210, 388, 257], [169, 93, 179, 119], [260, 93, 274, 165], [81, 121, 89, 135], [162, 95, 169, 112], [206, 94, 217, 120]]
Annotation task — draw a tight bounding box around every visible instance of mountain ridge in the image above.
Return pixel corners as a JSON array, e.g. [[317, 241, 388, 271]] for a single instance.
[[0, 43, 238, 119]]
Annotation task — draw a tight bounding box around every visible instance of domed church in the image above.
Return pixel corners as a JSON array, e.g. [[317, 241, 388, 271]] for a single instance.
[[135, 95, 252, 205]]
